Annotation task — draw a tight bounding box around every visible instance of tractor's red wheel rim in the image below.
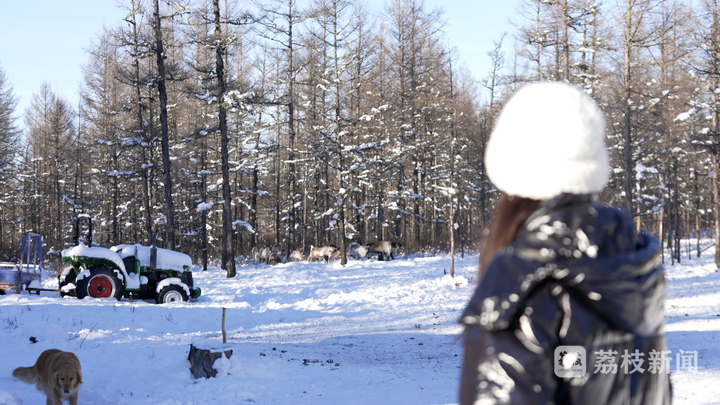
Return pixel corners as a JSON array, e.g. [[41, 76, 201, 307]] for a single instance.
[[88, 275, 113, 298]]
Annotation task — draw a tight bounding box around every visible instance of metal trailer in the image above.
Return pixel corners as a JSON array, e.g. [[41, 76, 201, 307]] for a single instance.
[[0, 233, 43, 294]]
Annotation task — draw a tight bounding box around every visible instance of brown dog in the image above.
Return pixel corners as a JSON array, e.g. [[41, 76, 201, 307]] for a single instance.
[[12, 349, 82, 405]]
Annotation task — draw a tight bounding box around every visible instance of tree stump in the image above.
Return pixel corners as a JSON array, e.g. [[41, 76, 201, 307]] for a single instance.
[[188, 344, 233, 379]]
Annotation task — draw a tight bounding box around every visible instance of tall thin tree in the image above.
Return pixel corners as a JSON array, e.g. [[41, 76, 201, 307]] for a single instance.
[[214, 0, 237, 277], [152, 0, 176, 248]]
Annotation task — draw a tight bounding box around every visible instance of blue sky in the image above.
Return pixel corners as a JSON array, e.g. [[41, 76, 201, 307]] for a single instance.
[[0, 1, 519, 120]]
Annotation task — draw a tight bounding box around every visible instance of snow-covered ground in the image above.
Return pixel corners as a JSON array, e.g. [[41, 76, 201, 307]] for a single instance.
[[662, 244, 720, 404], [0, 246, 717, 404]]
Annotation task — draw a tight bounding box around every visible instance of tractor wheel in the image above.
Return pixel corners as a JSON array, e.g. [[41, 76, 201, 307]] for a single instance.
[[156, 284, 189, 304], [76, 266, 124, 300]]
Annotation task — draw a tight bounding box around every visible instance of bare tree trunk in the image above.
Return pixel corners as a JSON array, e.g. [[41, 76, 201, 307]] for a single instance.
[[126, 0, 153, 244], [153, 0, 175, 249], [200, 137, 209, 271], [250, 128, 260, 249], [713, 148, 720, 268], [377, 189, 384, 242], [275, 125, 281, 246], [622, 0, 634, 217], [673, 161, 681, 263], [302, 165, 309, 251], [214, 0, 236, 277], [448, 57, 456, 278], [141, 149, 153, 245], [111, 154, 119, 245], [696, 171, 701, 258], [331, 1, 347, 266], [286, 0, 297, 255], [395, 166, 403, 239], [337, 165, 347, 266], [710, 4, 720, 268], [561, 0, 570, 81], [449, 141, 455, 277]]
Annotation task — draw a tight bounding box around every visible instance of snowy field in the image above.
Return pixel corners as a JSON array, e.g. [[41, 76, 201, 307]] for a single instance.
[[662, 243, 720, 404], [0, 246, 718, 404]]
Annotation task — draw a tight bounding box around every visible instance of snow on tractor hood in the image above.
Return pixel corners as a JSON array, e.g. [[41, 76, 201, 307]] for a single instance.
[[62, 243, 126, 271], [112, 244, 192, 272]]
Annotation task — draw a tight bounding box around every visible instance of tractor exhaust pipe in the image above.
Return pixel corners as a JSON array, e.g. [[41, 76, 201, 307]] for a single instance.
[[150, 233, 157, 271]]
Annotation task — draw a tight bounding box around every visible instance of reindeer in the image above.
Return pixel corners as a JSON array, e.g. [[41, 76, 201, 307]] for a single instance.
[[366, 241, 402, 261], [307, 245, 337, 263], [289, 250, 305, 262], [329, 242, 366, 261], [328, 242, 368, 261], [331, 249, 342, 261], [252, 245, 277, 264], [269, 250, 288, 265], [347, 242, 368, 260]]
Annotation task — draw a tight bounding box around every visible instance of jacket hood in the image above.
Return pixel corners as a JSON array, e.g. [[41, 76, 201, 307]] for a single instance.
[[462, 194, 665, 337]]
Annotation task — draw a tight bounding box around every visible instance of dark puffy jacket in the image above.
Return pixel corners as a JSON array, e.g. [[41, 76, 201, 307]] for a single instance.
[[459, 194, 671, 404]]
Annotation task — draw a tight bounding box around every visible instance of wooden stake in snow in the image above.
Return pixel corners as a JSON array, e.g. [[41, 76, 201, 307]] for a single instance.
[[222, 307, 227, 344]]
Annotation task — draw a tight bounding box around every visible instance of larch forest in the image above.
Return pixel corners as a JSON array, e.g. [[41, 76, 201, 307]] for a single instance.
[[1, 0, 719, 275]]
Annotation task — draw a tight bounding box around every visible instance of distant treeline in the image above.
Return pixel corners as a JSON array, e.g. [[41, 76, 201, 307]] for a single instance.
[[0, 0, 717, 270]]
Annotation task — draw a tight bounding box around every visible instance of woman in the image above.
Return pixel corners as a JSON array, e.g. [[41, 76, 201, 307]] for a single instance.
[[459, 82, 671, 404]]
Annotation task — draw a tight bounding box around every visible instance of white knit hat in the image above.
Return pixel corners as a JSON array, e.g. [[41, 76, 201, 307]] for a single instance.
[[485, 82, 609, 200]]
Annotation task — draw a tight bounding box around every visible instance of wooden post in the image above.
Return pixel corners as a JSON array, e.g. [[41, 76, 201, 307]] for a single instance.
[[222, 307, 227, 344]]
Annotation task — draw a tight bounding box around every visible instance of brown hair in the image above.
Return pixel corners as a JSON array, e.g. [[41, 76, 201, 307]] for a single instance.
[[478, 194, 541, 278]]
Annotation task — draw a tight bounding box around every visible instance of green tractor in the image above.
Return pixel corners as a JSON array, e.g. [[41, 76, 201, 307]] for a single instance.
[[59, 217, 201, 303]]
